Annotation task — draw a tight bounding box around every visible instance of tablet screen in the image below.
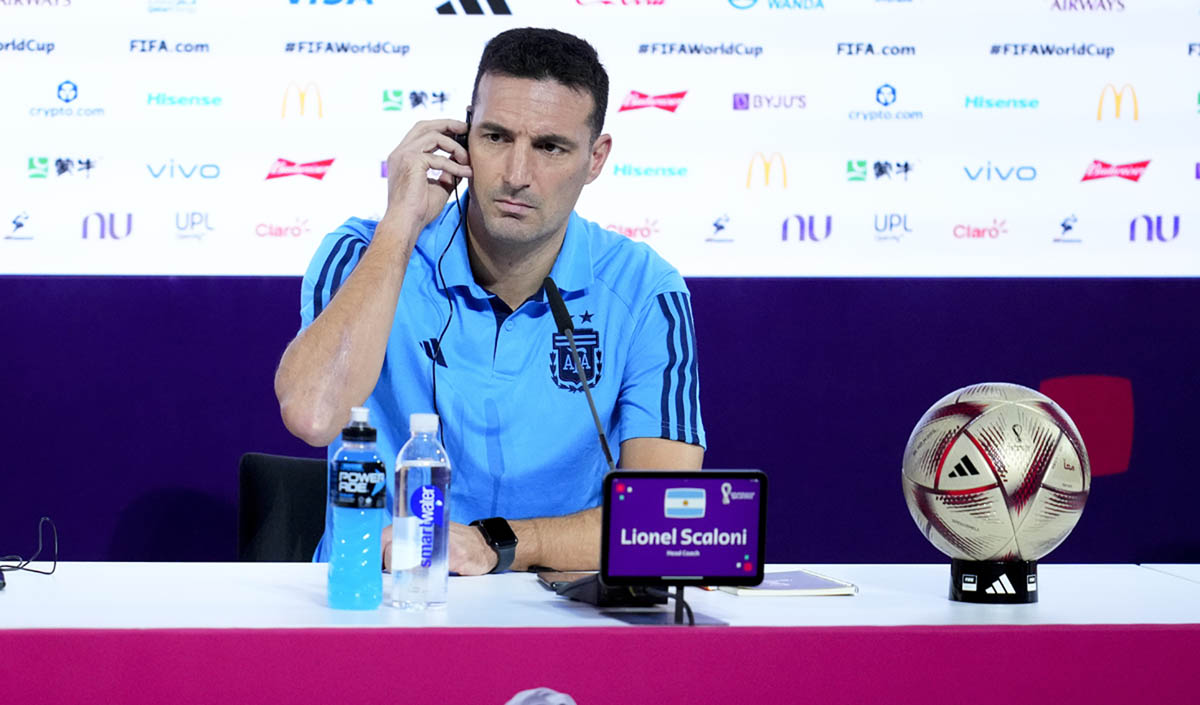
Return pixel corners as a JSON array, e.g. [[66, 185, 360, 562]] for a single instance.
[[601, 470, 767, 586]]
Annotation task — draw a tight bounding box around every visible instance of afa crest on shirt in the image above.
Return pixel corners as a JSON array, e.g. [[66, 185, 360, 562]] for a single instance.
[[549, 328, 603, 392]]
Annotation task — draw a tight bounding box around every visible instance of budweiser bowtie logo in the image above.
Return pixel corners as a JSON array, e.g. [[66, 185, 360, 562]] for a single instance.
[[1081, 159, 1150, 182], [266, 158, 335, 180], [619, 90, 687, 112]]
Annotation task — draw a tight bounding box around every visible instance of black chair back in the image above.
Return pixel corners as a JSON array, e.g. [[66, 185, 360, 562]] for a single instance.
[[237, 452, 326, 562]]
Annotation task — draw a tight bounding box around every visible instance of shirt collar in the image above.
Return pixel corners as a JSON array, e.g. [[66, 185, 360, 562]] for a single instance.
[[429, 196, 594, 300]]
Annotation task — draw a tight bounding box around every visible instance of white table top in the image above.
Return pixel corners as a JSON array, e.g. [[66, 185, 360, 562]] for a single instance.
[[1142, 564, 1200, 585], [2, 562, 1198, 630]]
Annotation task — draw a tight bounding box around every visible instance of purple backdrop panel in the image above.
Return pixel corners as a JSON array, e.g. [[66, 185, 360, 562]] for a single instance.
[[0, 276, 1197, 563]]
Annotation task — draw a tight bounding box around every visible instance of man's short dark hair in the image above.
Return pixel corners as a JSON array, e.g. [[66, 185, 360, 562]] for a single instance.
[[471, 28, 609, 140]]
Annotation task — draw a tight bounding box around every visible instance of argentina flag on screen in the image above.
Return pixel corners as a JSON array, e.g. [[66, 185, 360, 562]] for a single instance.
[[664, 488, 706, 519]]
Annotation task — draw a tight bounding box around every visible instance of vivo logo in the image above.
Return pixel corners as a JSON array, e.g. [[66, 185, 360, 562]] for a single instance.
[[147, 160, 220, 179], [81, 213, 132, 240], [1129, 215, 1180, 242], [781, 215, 832, 241], [964, 162, 1037, 181]]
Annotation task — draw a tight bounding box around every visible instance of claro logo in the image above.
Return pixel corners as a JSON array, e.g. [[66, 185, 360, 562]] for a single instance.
[[745, 152, 787, 188], [1097, 83, 1137, 121]]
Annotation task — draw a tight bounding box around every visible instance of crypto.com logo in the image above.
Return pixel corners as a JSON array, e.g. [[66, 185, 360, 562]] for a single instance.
[[619, 90, 687, 112], [746, 152, 786, 188], [1097, 83, 1137, 120]]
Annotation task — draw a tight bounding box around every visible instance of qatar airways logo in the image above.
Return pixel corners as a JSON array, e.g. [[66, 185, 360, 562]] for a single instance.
[[266, 158, 334, 180], [1081, 159, 1149, 182], [619, 90, 687, 112]]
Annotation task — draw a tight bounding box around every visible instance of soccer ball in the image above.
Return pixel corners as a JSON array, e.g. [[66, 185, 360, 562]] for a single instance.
[[901, 383, 1091, 562]]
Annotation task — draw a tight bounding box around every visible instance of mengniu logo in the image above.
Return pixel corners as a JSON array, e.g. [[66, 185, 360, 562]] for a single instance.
[[1082, 159, 1149, 182], [550, 328, 602, 392], [1050, 0, 1124, 10], [282, 81, 322, 118], [81, 213, 132, 240], [729, 0, 825, 9], [1097, 83, 1137, 120], [383, 89, 449, 111], [267, 158, 334, 180], [848, 159, 912, 181], [746, 152, 786, 188], [1129, 215, 1180, 242], [781, 214, 831, 241], [954, 218, 1006, 239], [874, 213, 911, 241], [28, 157, 95, 178], [964, 162, 1037, 181], [147, 160, 220, 179], [436, 0, 511, 13], [619, 90, 686, 112]]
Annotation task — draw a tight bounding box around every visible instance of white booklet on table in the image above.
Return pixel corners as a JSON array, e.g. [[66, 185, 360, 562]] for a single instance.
[[718, 569, 858, 597]]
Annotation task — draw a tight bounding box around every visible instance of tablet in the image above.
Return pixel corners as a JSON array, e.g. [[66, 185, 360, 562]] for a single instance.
[[600, 470, 767, 587]]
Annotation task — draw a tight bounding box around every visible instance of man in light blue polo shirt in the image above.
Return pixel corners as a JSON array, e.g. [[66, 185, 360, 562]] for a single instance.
[[275, 28, 704, 575]]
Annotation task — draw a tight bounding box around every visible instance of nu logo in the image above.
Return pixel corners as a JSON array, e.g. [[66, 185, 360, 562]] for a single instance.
[[746, 152, 786, 188], [1097, 83, 1137, 121], [436, 0, 511, 13], [1130, 215, 1179, 242], [947, 455, 980, 478], [781, 215, 831, 241], [81, 213, 132, 240], [282, 81, 322, 118]]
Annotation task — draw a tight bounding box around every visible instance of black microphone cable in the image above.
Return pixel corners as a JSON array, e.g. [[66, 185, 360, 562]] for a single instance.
[[0, 516, 59, 588]]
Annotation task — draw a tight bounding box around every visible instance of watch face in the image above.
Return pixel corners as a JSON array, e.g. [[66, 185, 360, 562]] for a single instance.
[[479, 518, 517, 546]]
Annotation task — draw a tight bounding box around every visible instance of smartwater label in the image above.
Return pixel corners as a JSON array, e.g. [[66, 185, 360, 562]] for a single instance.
[[408, 484, 445, 568], [331, 460, 387, 509]]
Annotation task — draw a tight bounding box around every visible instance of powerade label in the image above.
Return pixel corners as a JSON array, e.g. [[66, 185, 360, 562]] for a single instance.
[[408, 484, 445, 568], [331, 460, 386, 509]]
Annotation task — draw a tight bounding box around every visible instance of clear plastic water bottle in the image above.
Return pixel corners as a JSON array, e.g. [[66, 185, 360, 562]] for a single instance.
[[327, 406, 386, 610], [392, 413, 451, 610]]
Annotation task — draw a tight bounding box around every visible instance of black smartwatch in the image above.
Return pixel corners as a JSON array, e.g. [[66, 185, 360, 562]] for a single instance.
[[470, 517, 518, 574]]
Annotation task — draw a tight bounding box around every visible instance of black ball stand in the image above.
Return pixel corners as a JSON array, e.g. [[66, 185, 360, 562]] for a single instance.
[[950, 558, 1038, 604]]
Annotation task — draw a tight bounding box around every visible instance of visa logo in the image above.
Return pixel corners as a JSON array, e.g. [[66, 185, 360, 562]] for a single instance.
[[663, 488, 706, 519]]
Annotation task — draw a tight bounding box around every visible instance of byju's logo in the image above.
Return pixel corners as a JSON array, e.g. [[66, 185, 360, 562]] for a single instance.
[[28, 157, 95, 178], [781, 215, 832, 241], [0, 38, 55, 54], [732, 93, 805, 110], [436, 0, 510, 13], [1097, 83, 1137, 120], [256, 217, 310, 238], [964, 162, 1037, 181], [266, 158, 334, 180], [836, 43, 915, 56], [729, 0, 825, 10], [81, 213, 132, 240], [6, 213, 31, 241], [619, 90, 686, 112], [848, 159, 912, 181], [282, 81, 322, 118], [953, 219, 1006, 239], [1081, 159, 1149, 182], [1050, 0, 1124, 11], [147, 160, 220, 179], [874, 213, 911, 241], [1130, 215, 1180, 242], [175, 212, 213, 240], [382, 89, 449, 111], [746, 152, 787, 188], [1056, 214, 1081, 243]]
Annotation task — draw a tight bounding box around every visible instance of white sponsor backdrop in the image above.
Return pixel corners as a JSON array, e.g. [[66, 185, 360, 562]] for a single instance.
[[0, 0, 1196, 277]]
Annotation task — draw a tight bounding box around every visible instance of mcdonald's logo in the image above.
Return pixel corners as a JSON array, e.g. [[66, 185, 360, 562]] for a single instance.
[[1096, 83, 1137, 121], [746, 152, 787, 188], [282, 81, 323, 118]]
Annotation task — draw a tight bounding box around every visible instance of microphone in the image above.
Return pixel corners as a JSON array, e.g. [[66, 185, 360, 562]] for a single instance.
[[544, 276, 615, 473]]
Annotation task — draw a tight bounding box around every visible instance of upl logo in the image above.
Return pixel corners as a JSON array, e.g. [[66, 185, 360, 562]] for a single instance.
[[282, 81, 322, 118], [746, 152, 786, 188], [1097, 83, 1137, 121]]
